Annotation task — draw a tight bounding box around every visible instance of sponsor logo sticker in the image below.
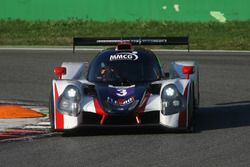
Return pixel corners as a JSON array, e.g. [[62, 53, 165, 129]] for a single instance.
[[109, 51, 138, 61], [107, 96, 135, 106]]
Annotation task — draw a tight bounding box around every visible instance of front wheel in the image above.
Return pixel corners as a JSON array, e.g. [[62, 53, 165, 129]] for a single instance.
[[187, 84, 196, 132], [49, 91, 55, 131]]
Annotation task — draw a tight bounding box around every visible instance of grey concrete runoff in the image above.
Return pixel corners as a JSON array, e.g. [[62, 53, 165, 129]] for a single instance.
[[0, 118, 42, 131]]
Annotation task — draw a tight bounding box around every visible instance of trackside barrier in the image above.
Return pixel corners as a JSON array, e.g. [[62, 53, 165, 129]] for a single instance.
[[73, 37, 190, 53]]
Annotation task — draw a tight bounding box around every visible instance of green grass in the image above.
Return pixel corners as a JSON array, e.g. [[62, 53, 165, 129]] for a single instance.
[[0, 19, 250, 50]]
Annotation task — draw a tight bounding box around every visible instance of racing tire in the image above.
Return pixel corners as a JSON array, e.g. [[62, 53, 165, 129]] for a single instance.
[[186, 83, 196, 133], [49, 91, 56, 131]]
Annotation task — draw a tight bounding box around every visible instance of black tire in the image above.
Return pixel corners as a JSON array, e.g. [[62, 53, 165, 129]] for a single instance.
[[49, 91, 56, 131], [187, 83, 196, 132]]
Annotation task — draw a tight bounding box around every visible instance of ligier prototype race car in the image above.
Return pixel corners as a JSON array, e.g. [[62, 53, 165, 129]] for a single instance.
[[49, 37, 199, 132]]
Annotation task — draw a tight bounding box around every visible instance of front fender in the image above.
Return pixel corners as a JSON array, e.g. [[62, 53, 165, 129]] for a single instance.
[[159, 79, 192, 128], [52, 80, 83, 130]]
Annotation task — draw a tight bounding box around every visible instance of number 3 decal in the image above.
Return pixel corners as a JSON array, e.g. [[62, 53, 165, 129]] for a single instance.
[[116, 89, 127, 96]]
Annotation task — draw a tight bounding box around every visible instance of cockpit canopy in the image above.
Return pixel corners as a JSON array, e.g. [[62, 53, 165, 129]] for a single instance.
[[87, 48, 162, 84]]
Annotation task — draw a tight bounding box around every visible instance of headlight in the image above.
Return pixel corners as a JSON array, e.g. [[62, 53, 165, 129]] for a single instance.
[[172, 100, 181, 107], [165, 87, 175, 97], [161, 84, 186, 115], [67, 88, 77, 98], [57, 85, 81, 116], [162, 85, 178, 99], [63, 86, 81, 101]]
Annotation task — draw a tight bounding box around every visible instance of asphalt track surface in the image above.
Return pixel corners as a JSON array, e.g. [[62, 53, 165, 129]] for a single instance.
[[0, 49, 250, 167]]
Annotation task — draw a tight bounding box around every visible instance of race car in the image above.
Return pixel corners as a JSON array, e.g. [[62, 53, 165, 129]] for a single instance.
[[49, 37, 199, 132]]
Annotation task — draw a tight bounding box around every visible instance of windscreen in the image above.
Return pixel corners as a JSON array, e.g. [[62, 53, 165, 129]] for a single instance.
[[88, 51, 161, 84]]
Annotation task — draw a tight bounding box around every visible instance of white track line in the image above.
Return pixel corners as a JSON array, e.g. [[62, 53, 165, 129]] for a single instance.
[[0, 47, 250, 53], [0, 47, 102, 51], [24, 125, 51, 129], [37, 122, 51, 126]]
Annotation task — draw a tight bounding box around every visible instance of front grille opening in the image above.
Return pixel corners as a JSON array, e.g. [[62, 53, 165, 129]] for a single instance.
[[81, 111, 159, 125]]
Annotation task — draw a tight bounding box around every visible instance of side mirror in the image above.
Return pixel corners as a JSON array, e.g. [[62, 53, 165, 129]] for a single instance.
[[54, 67, 66, 79], [182, 66, 194, 79]]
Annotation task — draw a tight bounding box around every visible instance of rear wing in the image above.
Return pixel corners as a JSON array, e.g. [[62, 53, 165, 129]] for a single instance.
[[73, 37, 189, 53]]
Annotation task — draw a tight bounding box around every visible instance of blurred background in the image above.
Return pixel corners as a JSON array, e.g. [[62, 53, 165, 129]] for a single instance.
[[0, 0, 250, 50]]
